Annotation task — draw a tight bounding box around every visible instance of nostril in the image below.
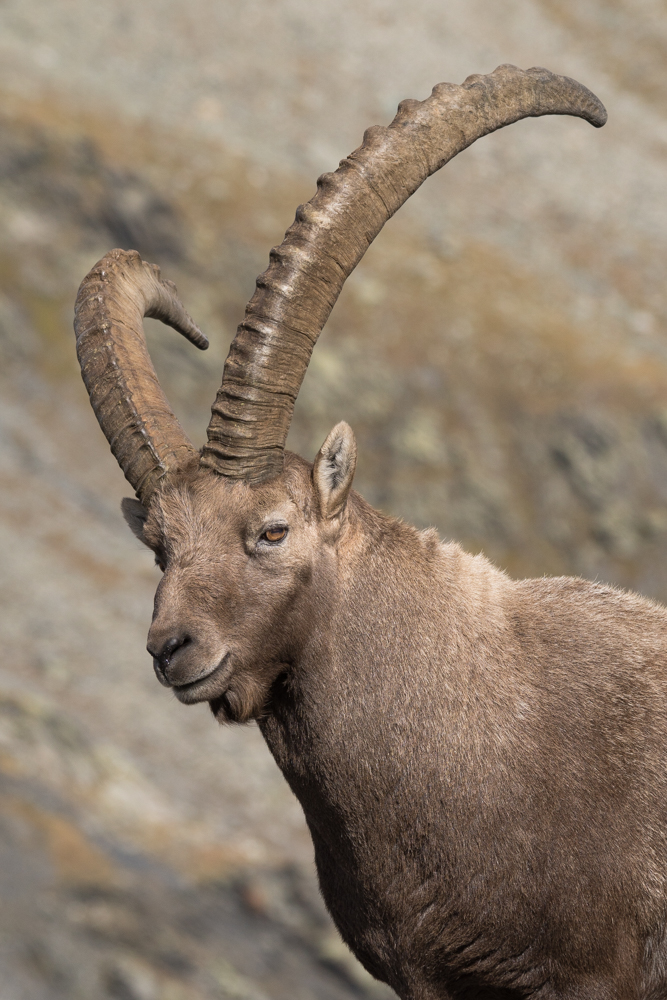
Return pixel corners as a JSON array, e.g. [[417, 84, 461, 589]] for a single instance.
[[148, 635, 191, 686], [161, 635, 187, 665]]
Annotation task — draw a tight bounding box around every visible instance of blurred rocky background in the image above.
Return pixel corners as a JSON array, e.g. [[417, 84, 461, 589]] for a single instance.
[[1, 0, 666, 996]]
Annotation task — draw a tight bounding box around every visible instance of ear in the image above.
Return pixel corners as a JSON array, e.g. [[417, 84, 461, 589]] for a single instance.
[[121, 497, 149, 542], [313, 422, 357, 520]]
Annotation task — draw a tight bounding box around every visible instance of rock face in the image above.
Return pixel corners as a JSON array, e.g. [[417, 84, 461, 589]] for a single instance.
[[1, 2, 667, 997]]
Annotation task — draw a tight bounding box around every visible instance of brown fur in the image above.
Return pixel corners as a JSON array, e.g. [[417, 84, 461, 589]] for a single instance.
[[125, 423, 667, 1000]]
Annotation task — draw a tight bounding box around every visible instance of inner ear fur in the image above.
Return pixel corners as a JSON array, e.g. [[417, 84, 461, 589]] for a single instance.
[[121, 497, 149, 542], [313, 422, 357, 520]]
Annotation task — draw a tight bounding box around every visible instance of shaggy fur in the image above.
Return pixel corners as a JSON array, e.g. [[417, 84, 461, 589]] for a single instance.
[[128, 425, 667, 1000]]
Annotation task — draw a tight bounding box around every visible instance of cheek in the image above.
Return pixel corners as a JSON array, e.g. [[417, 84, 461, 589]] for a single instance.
[[201, 552, 314, 635], [242, 563, 311, 627]]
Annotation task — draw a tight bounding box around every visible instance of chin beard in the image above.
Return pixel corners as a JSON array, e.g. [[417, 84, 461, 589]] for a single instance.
[[209, 672, 268, 724]]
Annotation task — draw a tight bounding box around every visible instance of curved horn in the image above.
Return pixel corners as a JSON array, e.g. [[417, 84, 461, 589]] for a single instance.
[[201, 64, 606, 483], [74, 248, 208, 504]]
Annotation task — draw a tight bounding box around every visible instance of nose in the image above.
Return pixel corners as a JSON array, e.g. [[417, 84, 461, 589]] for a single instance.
[[147, 634, 190, 687]]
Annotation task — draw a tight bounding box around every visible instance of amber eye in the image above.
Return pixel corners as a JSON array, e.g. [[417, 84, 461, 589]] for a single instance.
[[262, 526, 288, 544]]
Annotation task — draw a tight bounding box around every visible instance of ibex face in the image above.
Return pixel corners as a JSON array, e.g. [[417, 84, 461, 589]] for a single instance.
[[122, 424, 357, 723]]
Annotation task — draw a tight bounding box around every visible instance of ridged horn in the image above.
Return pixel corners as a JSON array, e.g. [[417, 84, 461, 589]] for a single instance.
[[201, 64, 606, 483], [74, 248, 208, 504]]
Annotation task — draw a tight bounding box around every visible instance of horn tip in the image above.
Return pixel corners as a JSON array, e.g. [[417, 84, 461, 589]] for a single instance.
[[191, 327, 209, 350], [523, 64, 608, 128]]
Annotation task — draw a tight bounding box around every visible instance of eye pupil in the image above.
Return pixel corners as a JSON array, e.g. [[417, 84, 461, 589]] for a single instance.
[[264, 527, 286, 543]]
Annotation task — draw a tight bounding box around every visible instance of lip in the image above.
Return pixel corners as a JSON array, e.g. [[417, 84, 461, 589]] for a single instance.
[[172, 651, 232, 704]]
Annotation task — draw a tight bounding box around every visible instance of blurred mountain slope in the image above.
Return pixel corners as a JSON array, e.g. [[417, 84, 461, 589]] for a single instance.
[[1, 1, 667, 997]]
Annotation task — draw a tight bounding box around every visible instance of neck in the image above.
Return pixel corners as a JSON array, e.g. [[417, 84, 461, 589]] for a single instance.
[[259, 491, 484, 807], [257, 496, 510, 983]]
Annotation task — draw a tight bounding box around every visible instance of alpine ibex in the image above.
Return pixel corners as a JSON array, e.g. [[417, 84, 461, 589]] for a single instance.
[[74, 65, 667, 999]]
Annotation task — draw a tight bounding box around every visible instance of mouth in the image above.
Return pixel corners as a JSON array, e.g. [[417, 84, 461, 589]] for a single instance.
[[172, 651, 232, 705]]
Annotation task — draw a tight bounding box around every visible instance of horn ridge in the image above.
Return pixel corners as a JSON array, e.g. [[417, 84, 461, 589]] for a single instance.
[[201, 64, 606, 483], [74, 249, 204, 503]]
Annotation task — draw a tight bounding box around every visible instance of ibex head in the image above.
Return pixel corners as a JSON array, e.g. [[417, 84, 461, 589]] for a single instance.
[[121, 429, 356, 723], [74, 66, 606, 723]]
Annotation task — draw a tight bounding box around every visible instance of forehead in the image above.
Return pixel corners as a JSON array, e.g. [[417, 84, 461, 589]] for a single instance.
[[146, 464, 311, 541]]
